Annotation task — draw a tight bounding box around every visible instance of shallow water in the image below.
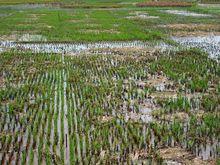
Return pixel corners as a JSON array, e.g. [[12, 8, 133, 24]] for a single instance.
[[140, 108, 153, 123], [0, 41, 218, 164], [0, 13, 11, 17], [197, 141, 219, 160], [0, 37, 218, 60], [0, 4, 53, 10], [172, 35, 220, 59], [163, 10, 211, 17], [0, 41, 171, 54]]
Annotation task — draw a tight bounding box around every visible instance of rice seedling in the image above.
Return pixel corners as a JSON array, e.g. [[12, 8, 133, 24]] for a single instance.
[[0, 0, 219, 163]]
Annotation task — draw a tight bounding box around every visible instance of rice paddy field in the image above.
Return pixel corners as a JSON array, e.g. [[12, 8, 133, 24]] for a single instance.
[[0, 0, 220, 164]]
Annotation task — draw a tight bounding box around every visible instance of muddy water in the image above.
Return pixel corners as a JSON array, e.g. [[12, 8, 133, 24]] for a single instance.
[[172, 35, 220, 59], [0, 41, 171, 54]]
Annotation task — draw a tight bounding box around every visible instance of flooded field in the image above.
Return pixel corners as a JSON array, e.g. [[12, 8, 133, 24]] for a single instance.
[[0, 49, 219, 164], [1, 37, 219, 60], [173, 35, 220, 59], [0, 41, 172, 54], [0, 0, 220, 164]]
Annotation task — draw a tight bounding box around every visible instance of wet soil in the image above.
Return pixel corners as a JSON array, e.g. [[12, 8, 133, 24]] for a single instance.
[[88, 47, 160, 57], [158, 147, 217, 164], [146, 73, 176, 92], [159, 147, 192, 164], [129, 149, 149, 161]]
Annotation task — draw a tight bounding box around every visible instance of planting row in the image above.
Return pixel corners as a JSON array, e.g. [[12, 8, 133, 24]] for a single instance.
[[0, 49, 219, 164]]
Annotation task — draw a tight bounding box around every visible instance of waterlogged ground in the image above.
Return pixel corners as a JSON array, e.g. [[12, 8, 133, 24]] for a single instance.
[[0, 48, 219, 164], [0, 41, 171, 54], [173, 35, 220, 60], [162, 10, 212, 17], [0, 1, 220, 164], [0, 38, 219, 60]]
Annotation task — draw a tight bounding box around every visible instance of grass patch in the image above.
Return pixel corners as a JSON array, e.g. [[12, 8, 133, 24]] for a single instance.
[[0, 8, 165, 42], [0, 4, 219, 42]]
